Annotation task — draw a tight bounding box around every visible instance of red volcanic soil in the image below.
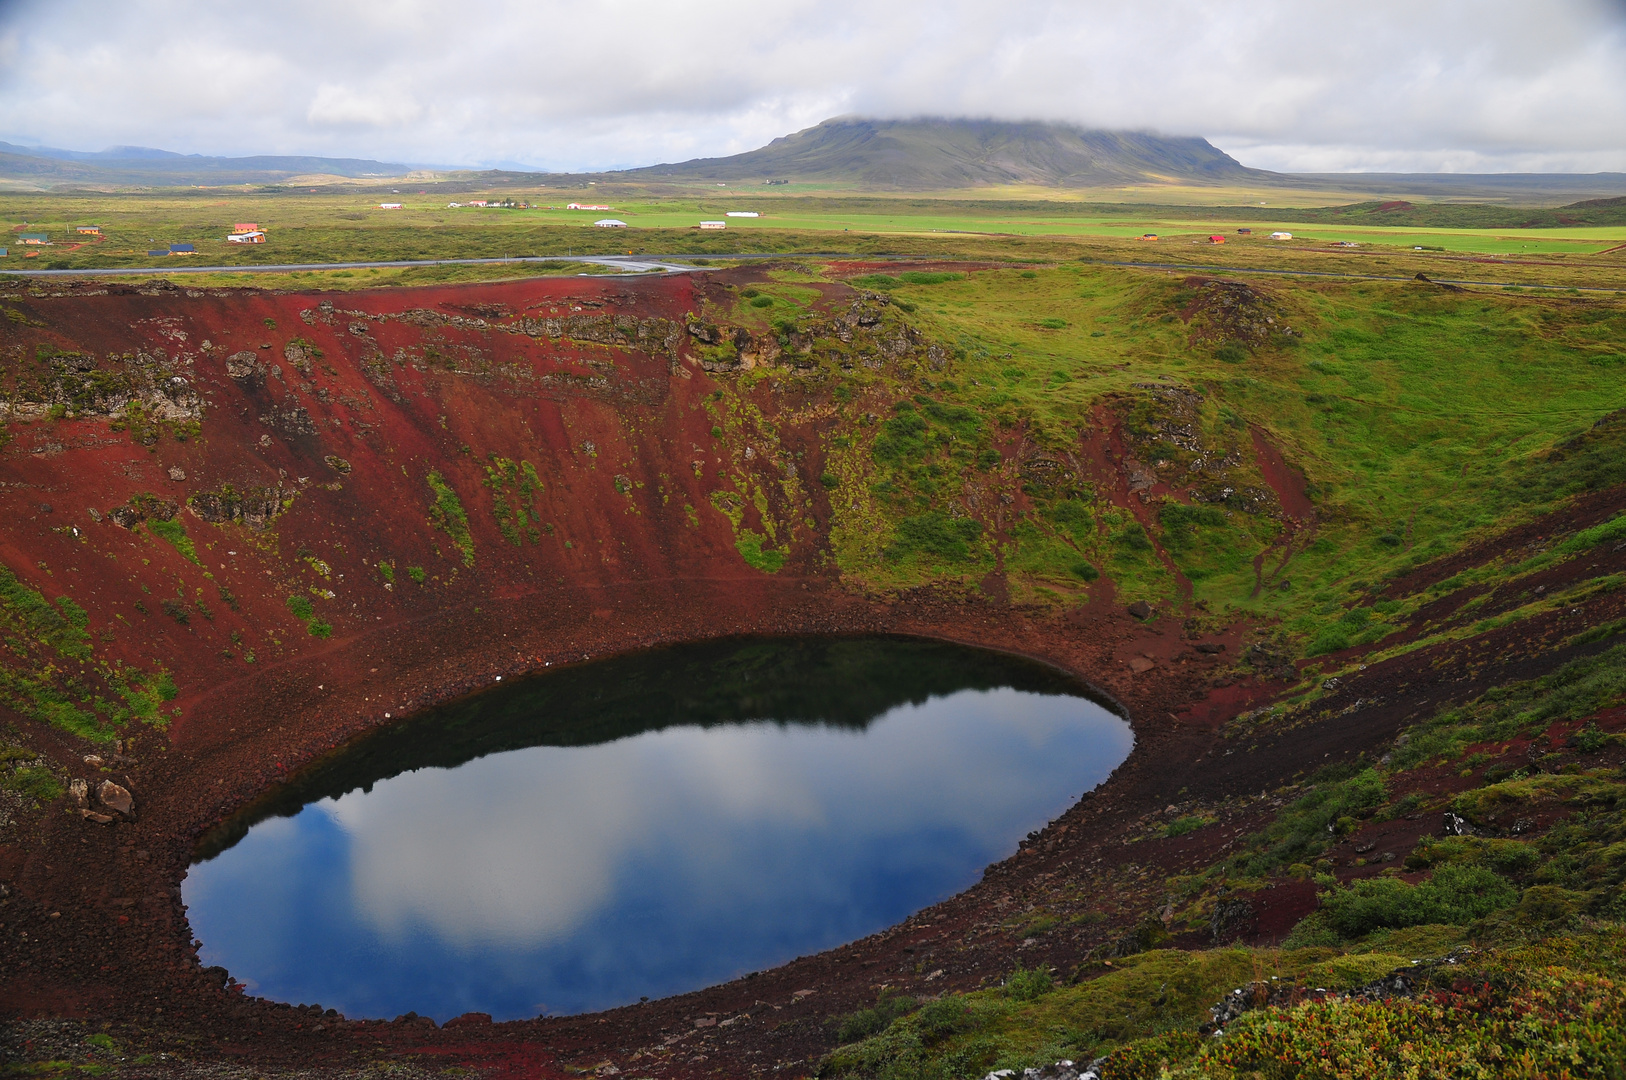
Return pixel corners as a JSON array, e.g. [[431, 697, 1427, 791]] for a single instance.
[[0, 271, 1623, 1078]]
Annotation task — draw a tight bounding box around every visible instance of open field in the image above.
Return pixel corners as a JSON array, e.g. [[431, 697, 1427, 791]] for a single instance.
[[6, 191, 1626, 278]]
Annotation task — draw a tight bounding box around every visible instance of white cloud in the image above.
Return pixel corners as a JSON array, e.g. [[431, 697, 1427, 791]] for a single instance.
[[303, 689, 1129, 947], [0, 0, 1622, 172], [307, 84, 426, 129]]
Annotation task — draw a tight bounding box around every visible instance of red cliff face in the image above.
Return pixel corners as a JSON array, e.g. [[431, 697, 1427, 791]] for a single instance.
[[0, 272, 852, 754]]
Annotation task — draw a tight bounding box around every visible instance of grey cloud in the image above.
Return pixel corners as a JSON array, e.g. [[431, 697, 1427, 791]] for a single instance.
[[1, 0, 1622, 172]]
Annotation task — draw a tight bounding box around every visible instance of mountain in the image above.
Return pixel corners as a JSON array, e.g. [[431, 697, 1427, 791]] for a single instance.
[[0, 142, 410, 186], [611, 116, 1264, 189]]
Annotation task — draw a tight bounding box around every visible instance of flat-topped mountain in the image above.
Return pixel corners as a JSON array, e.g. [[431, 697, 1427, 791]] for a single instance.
[[616, 116, 1263, 189]]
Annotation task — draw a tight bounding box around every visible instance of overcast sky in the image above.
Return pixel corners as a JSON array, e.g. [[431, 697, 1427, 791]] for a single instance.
[[2, 0, 1624, 174]]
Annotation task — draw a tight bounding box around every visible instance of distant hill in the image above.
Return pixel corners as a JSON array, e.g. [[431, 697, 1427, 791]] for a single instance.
[[0, 142, 409, 186], [611, 117, 1263, 190]]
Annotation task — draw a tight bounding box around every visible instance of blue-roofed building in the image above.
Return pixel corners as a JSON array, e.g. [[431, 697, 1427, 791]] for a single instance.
[[0, 248, 8, 258], [19, 233, 49, 245], [169, 243, 196, 254], [148, 249, 168, 257]]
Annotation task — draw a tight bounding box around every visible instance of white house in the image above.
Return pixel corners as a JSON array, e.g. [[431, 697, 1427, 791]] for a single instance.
[[379, 203, 403, 209], [226, 231, 266, 244], [594, 219, 627, 228], [699, 221, 726, 230], [1270, 231, 1292, 240], [725, 211, 759, 218]]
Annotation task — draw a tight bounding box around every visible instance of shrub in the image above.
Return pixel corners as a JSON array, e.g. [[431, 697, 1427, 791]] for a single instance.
[[146, 518, 200, 564], [1113, 523, 1153, 552], [1306, 627, 1352, 657], [914, 995, 977, 1044], [888, 512, 983, 563], [1559, 512, 1626, 553], [1159, 501, 1225, 551], [0, 567, 92, 660], [426, 471, 475, 567], [1036, 317, 1067, 329], [1165, 815, 1207, 837], [406, 566, 426, 583], [4, 765, 62, 803], [286, 595, 314, 621], [872, 406, 928, 466], [833, 991, 917, 1044], [1232, 767, 1387, 876], [1215, 342, 1247, 363], [1317, 863, 1517, 938], [750, 294, 774, 308], [1003, 965, 1053, 1001], [897, 271, 962, 285]]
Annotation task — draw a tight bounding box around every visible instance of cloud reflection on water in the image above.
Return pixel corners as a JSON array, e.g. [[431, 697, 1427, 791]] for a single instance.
[[187, 684, 1130, 1018]]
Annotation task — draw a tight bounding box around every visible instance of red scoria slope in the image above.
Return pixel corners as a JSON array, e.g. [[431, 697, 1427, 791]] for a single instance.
[[0, 271, 1229, 1076], [5, 271, 1618, 1078]]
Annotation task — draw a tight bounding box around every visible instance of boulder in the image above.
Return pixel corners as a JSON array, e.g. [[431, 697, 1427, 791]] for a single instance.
[[1127, 600, 1153, 620], [68, 778, 89, 810], [224, 351, 266, 381], [97, 780, 134, 816]]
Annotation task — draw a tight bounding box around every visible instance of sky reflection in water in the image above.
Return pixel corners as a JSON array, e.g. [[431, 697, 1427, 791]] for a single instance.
[[185, 638, 1131, 1021]]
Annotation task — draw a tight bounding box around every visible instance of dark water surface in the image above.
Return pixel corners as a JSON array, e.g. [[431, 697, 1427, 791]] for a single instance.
[[185, 637, 1132, 1021]]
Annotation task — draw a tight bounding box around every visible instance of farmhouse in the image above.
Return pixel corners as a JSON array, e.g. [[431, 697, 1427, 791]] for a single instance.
[[1270, 231, 1292, 240], [1208, 235, 1226, 244], [226, 231, 265, 244], [378, 203, 403, 210], [699, 221, 726, 230], [168, 243, 196, 255], [232, 223, 259, 234], [594, 219, 628, 228], [1237, 228, 1252, 234], [1136, 233, 1158, 241], [0, 248, 7, 257], [725, 211, 759, 218], [75, 225, 102, 235], [569, 202, 613, 210], [19, 233, 49, 245]]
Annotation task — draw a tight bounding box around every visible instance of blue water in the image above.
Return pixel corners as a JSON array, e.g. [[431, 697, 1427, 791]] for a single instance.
[[184, 637, 1131, 1021]]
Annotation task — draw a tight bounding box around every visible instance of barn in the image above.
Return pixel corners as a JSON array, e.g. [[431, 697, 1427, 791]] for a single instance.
[[594, 219, 628, 228]]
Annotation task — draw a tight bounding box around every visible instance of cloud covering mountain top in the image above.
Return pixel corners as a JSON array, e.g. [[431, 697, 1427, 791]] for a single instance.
[[2, 0, 1623, 174]]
